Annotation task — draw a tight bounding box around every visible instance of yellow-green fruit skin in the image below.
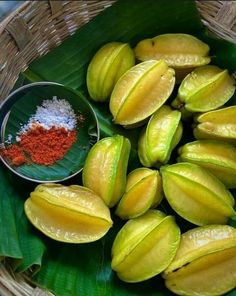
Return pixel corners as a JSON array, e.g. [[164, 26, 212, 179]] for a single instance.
[[194, 106, 236, 144], [82, 135, 131, 208], [178, 140, 236, 188], [134, 33, 210, 68], [115, 168, 162, 219], [134, 34, 210, 83], [163, 225, 236, 296], [138, 105, 183, 167], [86, 42, 135, 102], [172, 65, 235, 113], [24, 184, 113, 243], [109, 60, 175, 127], [160, 162, 235, 226], [111, 210, 180, 283]]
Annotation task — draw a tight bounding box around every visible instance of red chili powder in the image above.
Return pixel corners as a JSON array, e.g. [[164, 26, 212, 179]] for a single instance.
[[1, 126, 77, 166], [20, 126, 77, 165], [1, 145, 26, 166]]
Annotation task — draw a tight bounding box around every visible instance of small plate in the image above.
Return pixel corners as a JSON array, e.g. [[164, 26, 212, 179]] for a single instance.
[[0, 82, 99, 183]]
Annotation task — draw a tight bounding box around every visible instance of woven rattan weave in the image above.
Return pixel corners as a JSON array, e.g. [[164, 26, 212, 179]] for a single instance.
[[0, 1, 235, 295]]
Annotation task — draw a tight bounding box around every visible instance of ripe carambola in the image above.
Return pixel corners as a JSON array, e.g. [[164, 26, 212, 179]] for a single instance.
[[134, 33, 210, 68], [160, 162, 235, 226], [163, 225, 236, 296], [111, 210, 180, 283], [172, 65, 235, 113], [194, 106, 236, 144], [134, 33, 210, 82], [109, 60, 175, 127], [24, 184, 113, 243], [82, 135, 131, 207], [138, 105, 183, 167], [178, 140, 236, 188], [115, 168, 162, 219], [87, 42, 135, 102]]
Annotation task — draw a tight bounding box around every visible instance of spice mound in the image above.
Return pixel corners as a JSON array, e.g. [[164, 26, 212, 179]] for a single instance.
[[1, 97, 78, 166]]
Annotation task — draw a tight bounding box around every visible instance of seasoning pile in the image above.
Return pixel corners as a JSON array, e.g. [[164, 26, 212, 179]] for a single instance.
[[1, 97, 78, 166]]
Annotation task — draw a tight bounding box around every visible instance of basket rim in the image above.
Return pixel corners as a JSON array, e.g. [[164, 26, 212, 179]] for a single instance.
[[0, 1, 30, 34]]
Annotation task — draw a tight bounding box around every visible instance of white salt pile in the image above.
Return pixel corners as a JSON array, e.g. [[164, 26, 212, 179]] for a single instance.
[[19, 96, 77, 134]]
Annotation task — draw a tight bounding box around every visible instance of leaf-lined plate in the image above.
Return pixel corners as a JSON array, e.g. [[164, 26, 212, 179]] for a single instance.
[[2, 83, 99, 182], [0, 0, 235, 295]]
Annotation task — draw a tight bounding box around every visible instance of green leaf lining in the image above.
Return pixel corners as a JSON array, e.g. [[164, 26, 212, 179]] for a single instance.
[[0, 166, 46, 272]]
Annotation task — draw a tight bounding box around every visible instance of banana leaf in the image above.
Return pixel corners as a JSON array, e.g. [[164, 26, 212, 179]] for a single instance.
[[0, 167, 46, 272], [1, 0, 236, 295]]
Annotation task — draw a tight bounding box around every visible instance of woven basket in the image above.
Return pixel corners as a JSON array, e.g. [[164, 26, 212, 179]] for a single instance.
[[0, 1, 235, 295]]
